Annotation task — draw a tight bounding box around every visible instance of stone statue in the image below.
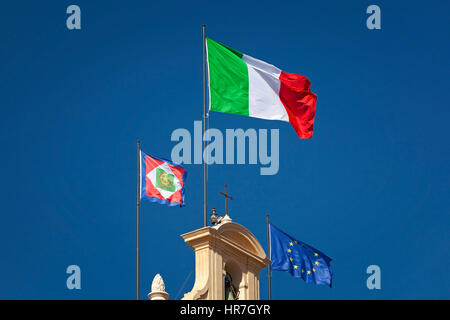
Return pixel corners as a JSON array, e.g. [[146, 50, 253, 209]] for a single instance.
[[210, 208, 232, 226]]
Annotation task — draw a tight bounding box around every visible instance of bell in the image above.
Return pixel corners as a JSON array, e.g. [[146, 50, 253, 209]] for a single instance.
[[224, 273, 237, 300]]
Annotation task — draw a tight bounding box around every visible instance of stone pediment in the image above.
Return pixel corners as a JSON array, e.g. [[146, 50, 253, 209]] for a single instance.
[[181, 220, 268, 300], [214, 222, 266, 260]]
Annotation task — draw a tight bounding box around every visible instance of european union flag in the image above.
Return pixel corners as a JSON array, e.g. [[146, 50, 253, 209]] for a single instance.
[[270, 223, 333, 287]]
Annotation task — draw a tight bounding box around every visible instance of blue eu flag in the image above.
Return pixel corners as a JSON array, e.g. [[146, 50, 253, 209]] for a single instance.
[[270, 223, 333, 287]]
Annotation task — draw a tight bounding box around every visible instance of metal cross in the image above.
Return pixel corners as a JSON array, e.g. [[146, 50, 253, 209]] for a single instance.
[[219, 184, 233, 216]]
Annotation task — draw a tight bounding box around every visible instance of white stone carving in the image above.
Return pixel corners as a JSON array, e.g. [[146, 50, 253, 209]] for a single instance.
[[148, 273, 169, 300], [221, 213, 232, 224], [151, 273, 165, 292]]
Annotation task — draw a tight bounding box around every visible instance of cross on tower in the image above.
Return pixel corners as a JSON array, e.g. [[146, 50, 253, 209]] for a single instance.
[[219, 184, 233, 216]]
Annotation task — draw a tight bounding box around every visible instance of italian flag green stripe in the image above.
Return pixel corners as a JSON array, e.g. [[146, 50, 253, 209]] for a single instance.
[[205, 37, 318, 139], [206, 37, 249, 116]]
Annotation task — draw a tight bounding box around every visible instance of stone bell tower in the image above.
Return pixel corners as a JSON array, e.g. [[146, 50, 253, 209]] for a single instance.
[[181, 185, 269, 300]]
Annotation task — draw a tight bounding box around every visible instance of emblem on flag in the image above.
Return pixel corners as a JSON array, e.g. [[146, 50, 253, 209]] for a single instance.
[[140, 151, 187, 206]]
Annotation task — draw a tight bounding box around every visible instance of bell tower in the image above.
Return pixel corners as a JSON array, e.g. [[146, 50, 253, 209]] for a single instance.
[[181, 186, 268, 300]]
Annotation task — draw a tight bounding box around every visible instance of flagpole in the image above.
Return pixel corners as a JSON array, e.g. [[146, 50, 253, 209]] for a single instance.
[[266, 214, 272, 300], [202, 24, 208, 227], [136, 140, 141, 300]]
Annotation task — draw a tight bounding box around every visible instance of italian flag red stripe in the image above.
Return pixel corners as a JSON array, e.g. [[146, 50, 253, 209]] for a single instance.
[[279, 71, 317, 139]]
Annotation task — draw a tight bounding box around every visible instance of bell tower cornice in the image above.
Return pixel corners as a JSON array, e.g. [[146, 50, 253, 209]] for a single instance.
[[181, 220, 268, 300]]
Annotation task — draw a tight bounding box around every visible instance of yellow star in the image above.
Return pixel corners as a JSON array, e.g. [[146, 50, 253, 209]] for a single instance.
[[290, 257, 293, 262], [314, 253, 318, 257], [313, 268, 316, 272], [287, 248, 291, 253], [289, 242, 293, 246], [294, 240, 298, 244], [301, 269, 304, 273], [307, 270, 311, 275], [315, 261, 319, 265], [294, 265, 298, 269]]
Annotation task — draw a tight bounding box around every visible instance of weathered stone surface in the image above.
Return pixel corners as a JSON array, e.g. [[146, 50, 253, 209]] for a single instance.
[[181, 215, 268, 300]]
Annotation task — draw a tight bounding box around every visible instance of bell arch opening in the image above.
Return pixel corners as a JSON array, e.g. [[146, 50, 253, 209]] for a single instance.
[[224, 259, 242, 300]]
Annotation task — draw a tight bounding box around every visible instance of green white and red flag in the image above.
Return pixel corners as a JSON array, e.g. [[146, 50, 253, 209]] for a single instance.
[[206, 37, 317, 139]]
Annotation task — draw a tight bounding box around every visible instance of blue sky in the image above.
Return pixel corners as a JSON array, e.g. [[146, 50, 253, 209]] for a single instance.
[[0, 1, 449, 299]]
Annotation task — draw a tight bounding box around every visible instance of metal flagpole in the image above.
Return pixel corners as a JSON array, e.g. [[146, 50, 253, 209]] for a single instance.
[[136, 140, 141, 300], [202, 24, 208, 227], [266, 214, 272, 300]]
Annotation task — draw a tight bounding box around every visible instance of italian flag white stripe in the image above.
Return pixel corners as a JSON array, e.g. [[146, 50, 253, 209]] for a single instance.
[[243, 54, 289, 122]]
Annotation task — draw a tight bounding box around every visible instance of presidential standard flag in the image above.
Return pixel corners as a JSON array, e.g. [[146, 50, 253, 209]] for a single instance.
[[140, 151, 187, 207], [206, 37, 317, 139], [269, 223, 333, 287]]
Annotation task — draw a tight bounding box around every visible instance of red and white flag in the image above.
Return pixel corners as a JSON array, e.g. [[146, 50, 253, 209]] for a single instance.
[[140, 151, 187, 207]]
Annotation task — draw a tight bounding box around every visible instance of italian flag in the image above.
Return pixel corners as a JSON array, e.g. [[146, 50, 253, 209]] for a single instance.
[[206, 37, 317, 139]]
